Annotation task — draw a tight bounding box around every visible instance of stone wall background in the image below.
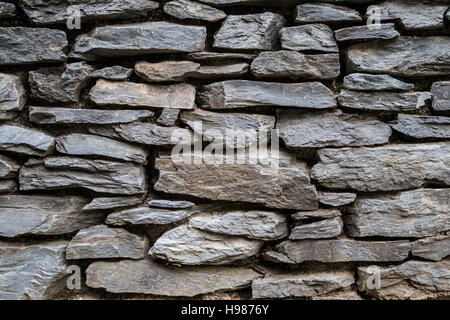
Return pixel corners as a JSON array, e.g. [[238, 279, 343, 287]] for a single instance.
[[0, 0, 449, 300]]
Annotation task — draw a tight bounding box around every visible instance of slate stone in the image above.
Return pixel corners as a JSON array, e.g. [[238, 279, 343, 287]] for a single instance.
[[343, 73, 414, 91], [198, 0, 300, 5], [346, 37, 450, 77], [0, 27, 67, 66], [291, 209, 341, 221], [338, 90, 431, 112], [90, 80, 196, 109], [186, 52, 256, 62], [431, 81, 450, 112], [411, 234, 450, 261], [318, 193, 357, 207], [294, 3, 362, 24], [0, 73, 26, 112], [0, 154, 20, 179], [106, 207, 197, 226], [70, 22, 206, 59], [0, 125, 55, 157], [164, 0, 226, 22], [213, 12, 286, 50], [91, 66, 133, 81], [0, 195, 102, 238], [29, 107, 153, 125], [19, 157, 147, 195], [86, 259, 261, 297], [0, 241, 68, 300], [0, 180, 16, 194], [83, 196, 145, 211], [19, 0, 159, 25], [357, 260, 450, 300], [390, 114, 450, 139], [56, 133, 148, 164], [310, 143, 450, 192], [251, 51, 340, 80], [264, 239, 411, 264], [66, 225, 149, 260], [198, 80, 336, 109], [154, 149, 318, 210], [280, 24, 338, 53], [135, 61, 200, 83], [0, 111, 18, 121], [149, 225, 263, 265], [148, 200, 195, 209], [157, 108, 180, 126], [0, 2, 15, 18], [277, 109, 391, 148], [252, 271, 355, 299], [190, 63, 249, 79], [334, 23, 399, 42], [346, 189, 450, 238], [189, 210, 288, 240], [289, 217, 343, 240]]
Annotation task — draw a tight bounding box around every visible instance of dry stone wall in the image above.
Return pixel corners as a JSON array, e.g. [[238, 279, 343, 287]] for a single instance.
[[0, 0, 449, 300]]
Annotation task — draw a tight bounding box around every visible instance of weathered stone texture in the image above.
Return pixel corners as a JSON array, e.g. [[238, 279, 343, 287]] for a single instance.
[[343, 73, 413, 91], [91, 66, 133, 81], [292, 209, 341, 221], [431, 81, 450, 112], [83, 196, 144, 211], [318, 193, 356, 207], [294, 3, 362, 24], [390, 114, 450, 139], [335, 23, 399, 42], [164, 0, 226, 22], [0, 73, 26, 112], [280, 24, 338, 53], [0, 2, 15, 18], [106, 207, 197, 226], [289, 217, 343, 240], [411, 234, 450, 261], [0, 155, 19, 179], [0, 125, 55, 156]]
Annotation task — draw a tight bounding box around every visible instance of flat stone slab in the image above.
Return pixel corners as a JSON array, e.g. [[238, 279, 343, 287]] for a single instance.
[[91, 66, 133, 81], [390, 114, 450, 139], [431, 81, 450, 112], [0, 155, 20, 179], [0, 180, 16, 194], [294, 3, 362, 24], [164, 0, 226, 22], [149, 200, 195, 209], [0, 125, 55, 156], [135, 60, 200, 83], [186, 52, 256, 62], [280, 24, 338, 52], [106, 207, 198, 226], [411, 234, 450, 261], [289, 217, 343, 240], [83, 196, 144, 211], [291, 209, 341, 221], [0, 73, 26, 112], [335, 23, 399, 42], [318, 193, 357, 207], [0, 2, 15, 18], [343, 73, 413, 91]]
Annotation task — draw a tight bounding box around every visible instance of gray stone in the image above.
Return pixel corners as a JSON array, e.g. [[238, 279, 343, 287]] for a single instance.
[[198, 0, 301, 5], [19, 0, 159, 25], [56, 133, 148, 164], [213, 12, 286, 50], [0, 27, 67, 66], [292, 209, 341, 221], [346, 37, 450, 77], [149, 200, 195, 209], [338, 90, 431, 112], [295, 3, 362, 24], [343, 73, 414, 91], [0, 125, 55, 156], [66, 225, 149, 260], [391, 114, 450, 139], [157, 108, 180, 126], [106, 207, 197, 226], [0, 241, 68, 300], [164, 0, 226, 22], [90, 80, 196, 109], [252, 271, 354, 299], [189, 210, 288, 240], [135, 60, 200, 83], [289, 217, 343, 240], [0, 111, 18, 120], [0, 2, 15, 18], [346, 189, 450, 238], [311, 143, 450, 192], [0, 180, 16, 194], [19, 157, 147, 195], [29, 107, 153, 125], [86, 259, 261, 297], [431, 81, 450, 112], [29, 62, 94, 104], [277, 109, 391, 148], [91, 66, 133, 81], [70, 22, 206, 59], [0, 195, 102, 238], [180, 109, 275, 148], [0, 155, 20, 179], [190, 63, 248, 79], [198, 80, 336, 109], [335, 23, 399, 42], [149, 225, 263, 265], [412, 234, 450, 261], [264, 239, 411, 264], [319, 193, 357, 207], [83, 196, 144, 211], [251, 51, 340, 80], [0, 73, 26, 112], [280, 24, 338, 53], [357, 260, 450, 300], [154, 149, 318, 210], [186, 52, 256, 62]]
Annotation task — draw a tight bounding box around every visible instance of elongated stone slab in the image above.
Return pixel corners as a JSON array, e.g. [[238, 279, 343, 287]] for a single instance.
[[135, 61, 200, 83], [343, 73, 413, 91], [335, 23, 399, 42], [0, 111, 17, 120], [186, 52, 256, 62], [294, 3, 362, 24], [277, 109, 391, 148], [0, 73, 26, 112], [431, 81, 450, 112], [198, 80, 336, 110], [411, 234, 450, 261], [0, 125, 55, 156], [29, 107, 153, 125], [390, 114, 450, 139], [157, 108, 180, 126], [289, 217, 343, 240], [0, 195, 102, 238], [149, 200, 195, 209], [90, 80, 196, 109], [56, 134, 148, 164], [66, 225, 149, 260], [357, 261, 450, 300], [149, 225, 263, 265], [346, 37, 450, 77], [251, 51, 340, 80], [310, 143, 450, 192], [71, 22, 206, 59], [190, 63, 249, 79], [280, 24, 338, 53], [346, 189, 450, 238], [0, 27, 67, 66], [318, 193, 356, 207], [0, 180, 17, 194], [0, 2, 15, 18], [0, 155, 19, 179], [0, 241, 68, 300], [198, 0, 301, 5], [292, 209, 341, 221], [106, 207, 197, 226], [86, 259, 261, 297], [91, 66, 132, 81], [264, 239, 411, 264], [164, 0, 226, 22], [83, 196, 144, 211], [154, 149, 318, 210]]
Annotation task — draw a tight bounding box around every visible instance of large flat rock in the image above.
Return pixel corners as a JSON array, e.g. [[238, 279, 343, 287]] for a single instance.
[[0, 73, 26, 112], [0, 2, 15, 18], [343, 73, 413, 91], [335, 23, 399, 42], [411, 234, 450, 261], [390, 114, 450, 139], [0, 125, 55, 157], [318, 193, 356, 207], [294, 3, 362, 24], [280, 24, 338, 52]]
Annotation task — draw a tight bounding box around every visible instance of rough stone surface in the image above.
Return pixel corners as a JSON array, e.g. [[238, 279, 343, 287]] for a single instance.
[[335, 23, 399, 42], [190, 63, 249, 79], [343, 73, 414, 91], [295, 3, 362, 24], [319, 193, 357, 207], [0, 73, 26, 112], [411, 234, 450, 261], [0, 180, 17, 194], [106, 207, 197, 226], [0, 111, 18, 120], [157, 108, 180, 126], [289, 217, 343, 240], [390, 114, 450, 139], [431, 81, 450, 112], [83, 196, 144, 211], [291, 209, 341, 221], [0, 125, 54, 156], [86, 259, 261, 297], [186, 52, 256, 62], [148, 200, 195, 209], [0, 2, 15, 18], [91, 66, 133, 81], [149, 225, 263, 265], [164, 0, 226, 22], [346, 189, 450, 238], [0, 154, 20, 179], [66, 225, 149, 260], [311, 143, 450, 192], [280, 25, 338, 53], [135, 61, 200, 83]]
